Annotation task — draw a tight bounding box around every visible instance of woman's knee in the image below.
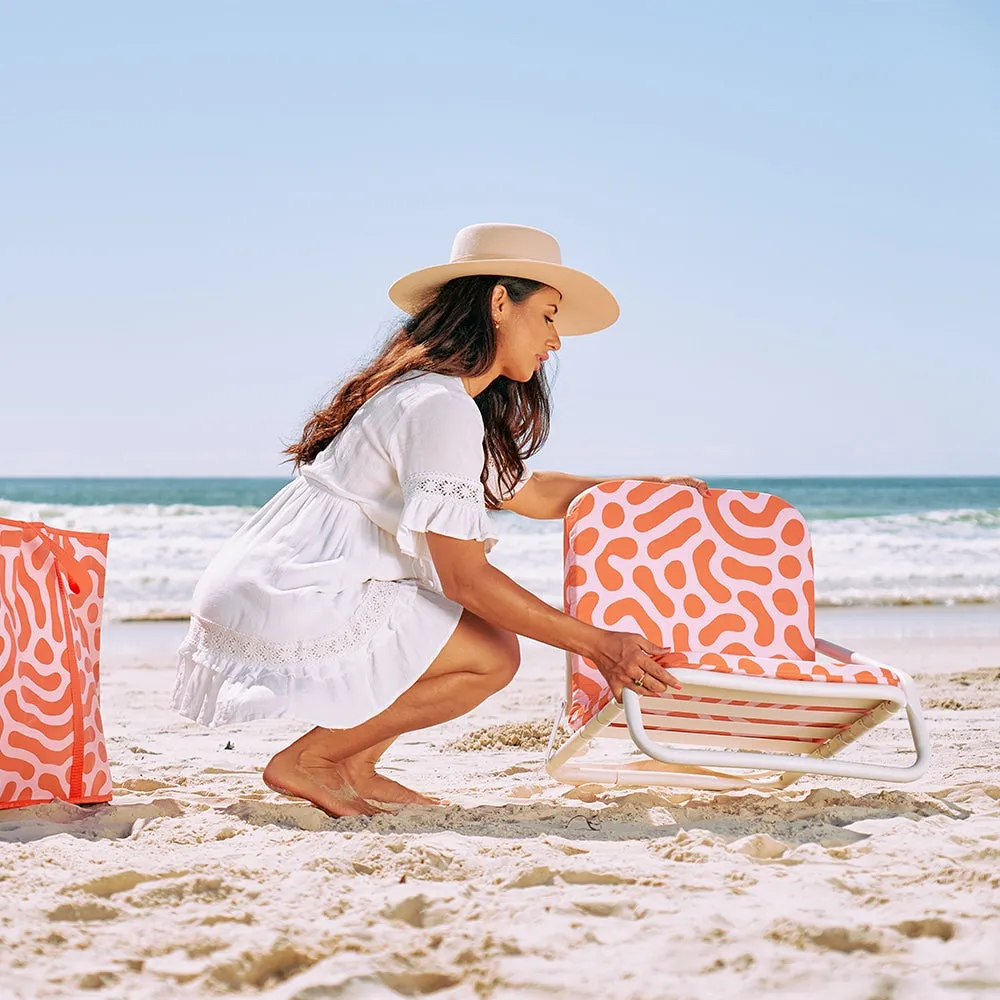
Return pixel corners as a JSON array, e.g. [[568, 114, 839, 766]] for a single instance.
[[438, 610, 520, 687], [487, 627, 521, 690]]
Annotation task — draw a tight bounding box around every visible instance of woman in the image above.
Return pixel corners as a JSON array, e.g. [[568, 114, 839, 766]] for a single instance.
[[172, 223, 710, 817]]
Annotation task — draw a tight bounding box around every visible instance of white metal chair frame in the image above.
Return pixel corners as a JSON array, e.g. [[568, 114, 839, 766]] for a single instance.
[[545, 638, 931, 791]]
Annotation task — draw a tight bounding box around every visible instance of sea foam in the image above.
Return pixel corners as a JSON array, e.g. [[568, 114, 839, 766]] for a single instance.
[[1, 499, 997, 620]]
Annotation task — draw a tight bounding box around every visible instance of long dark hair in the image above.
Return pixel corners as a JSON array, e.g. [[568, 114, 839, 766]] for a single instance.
[[284, 275, 552, 509]]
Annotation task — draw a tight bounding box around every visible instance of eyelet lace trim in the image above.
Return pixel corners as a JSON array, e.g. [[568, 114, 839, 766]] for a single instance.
[[185, 580, 399, 666], [402, 472, 484, 508]]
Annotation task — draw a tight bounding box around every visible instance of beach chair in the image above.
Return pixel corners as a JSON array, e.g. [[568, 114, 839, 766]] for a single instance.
[[545, 483, 930, 790]]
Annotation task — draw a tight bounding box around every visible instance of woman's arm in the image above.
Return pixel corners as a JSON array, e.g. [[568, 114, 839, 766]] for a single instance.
[[425, 533, 684, 699], [502, 470, 711, 520]]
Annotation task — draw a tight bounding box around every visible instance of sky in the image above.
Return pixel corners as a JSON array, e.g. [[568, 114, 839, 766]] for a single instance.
[[2, 2, 997, 478]]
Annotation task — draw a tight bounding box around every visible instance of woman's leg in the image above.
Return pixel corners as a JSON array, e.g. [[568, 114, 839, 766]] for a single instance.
[[262, 609, 520, 816]]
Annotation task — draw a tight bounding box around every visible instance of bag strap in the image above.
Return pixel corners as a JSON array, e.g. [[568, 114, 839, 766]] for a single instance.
[[19, 523, 89, 595]]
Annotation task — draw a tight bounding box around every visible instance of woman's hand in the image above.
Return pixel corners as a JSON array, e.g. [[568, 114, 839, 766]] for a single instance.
[[654, 475, 711, 497], [589, 631, 685, 701]]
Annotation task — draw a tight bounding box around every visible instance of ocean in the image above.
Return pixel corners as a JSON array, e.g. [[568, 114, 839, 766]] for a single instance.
[[1, 477, 998, 621]]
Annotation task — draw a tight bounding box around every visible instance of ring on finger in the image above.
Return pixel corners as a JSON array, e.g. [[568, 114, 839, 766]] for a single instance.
[[634, 672, 646, 689]]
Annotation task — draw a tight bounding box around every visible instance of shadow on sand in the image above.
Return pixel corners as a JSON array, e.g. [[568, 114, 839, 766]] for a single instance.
[[0, 784, 972, 848], [219, 784, 970, 848], [0, 798, 185, 844]]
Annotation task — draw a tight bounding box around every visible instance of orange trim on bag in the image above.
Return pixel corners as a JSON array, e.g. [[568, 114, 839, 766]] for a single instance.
[[54, 569, 86, 801]]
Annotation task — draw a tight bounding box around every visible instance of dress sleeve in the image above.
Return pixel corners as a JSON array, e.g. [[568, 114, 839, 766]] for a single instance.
[[388, 386, 498, 563]]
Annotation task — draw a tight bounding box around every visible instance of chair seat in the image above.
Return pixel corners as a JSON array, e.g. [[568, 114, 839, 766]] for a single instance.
[[569, 651, 902, 728], [668, 651, 902, 687]]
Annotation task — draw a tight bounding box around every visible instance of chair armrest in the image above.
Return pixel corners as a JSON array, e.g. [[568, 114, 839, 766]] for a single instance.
[[815, 636, 858, 663]]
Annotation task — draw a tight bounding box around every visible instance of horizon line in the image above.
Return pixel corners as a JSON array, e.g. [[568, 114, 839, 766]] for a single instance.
[[2, 474, 998, 482]]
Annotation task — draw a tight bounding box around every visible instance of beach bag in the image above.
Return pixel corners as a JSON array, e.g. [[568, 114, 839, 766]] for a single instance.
[[0, 517, 112, 809]]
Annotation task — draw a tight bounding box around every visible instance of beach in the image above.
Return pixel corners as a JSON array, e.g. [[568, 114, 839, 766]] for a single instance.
[[3, 604, 999, 999], [4, 0, 997, 993]]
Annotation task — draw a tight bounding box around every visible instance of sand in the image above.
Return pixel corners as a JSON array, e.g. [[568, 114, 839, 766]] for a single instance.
[[2, 606, 999, 999]]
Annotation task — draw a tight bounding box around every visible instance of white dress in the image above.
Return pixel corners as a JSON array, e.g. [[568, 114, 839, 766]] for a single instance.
[[170, 371, 530, 729]]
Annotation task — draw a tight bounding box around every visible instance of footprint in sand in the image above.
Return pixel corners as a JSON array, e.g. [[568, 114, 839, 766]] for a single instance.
[[378, 972, 463, 995], [208, 944, 317, 991], [893, 918, 956, 942], [130, 875, 235, 907], [71, 869, 188, 898], [380, 893, 455, 929], [284, 971, 463, 999], [573, 900, 643, 919], [504, 866, 635, 889], [221, 798, 343, 833], [117, 778, 174, 792], [769, 919, 886, 955], [47, 902, 120, 922]]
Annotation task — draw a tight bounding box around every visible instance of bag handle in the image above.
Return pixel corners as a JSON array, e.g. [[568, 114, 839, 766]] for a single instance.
[[20, 522, 89, 595]]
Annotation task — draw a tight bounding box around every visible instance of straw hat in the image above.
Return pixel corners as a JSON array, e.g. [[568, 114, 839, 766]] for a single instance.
[[388, 223, 619, 336]]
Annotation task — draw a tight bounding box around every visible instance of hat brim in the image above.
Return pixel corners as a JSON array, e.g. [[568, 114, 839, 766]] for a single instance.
[[388, 259, 619, 337]]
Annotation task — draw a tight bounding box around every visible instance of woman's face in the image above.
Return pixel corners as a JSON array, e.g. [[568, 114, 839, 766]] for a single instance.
[[492, 284, 562, 382]]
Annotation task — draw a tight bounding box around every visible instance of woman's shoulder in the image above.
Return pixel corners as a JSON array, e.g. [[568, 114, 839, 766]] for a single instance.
[[350, 370, 481, 445], [385, 371, 480, 418]]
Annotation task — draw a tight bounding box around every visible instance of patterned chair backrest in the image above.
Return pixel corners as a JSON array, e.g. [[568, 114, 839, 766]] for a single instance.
[[0, 518, 112, 809], [563, 483, 817, 727]]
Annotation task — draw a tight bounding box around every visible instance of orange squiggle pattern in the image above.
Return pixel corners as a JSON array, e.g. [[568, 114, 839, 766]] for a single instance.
[[721, 556, 772, 586], [562, 482, 895, 730], [634, 490, 694, 534], [693, 540, 732, 603], [698, 613, 747, 647], [731, 495, 787, 529], [632, 566, 675, 618], [702, 493, 777, 557], [604, 599, 663, 646], [648, 517, 701, 560], [736, 590, 775, 646], [595, 537, 639, 591], [602, 503, 625, 528]]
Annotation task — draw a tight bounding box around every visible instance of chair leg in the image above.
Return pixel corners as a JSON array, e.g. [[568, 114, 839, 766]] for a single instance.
[[544, 698, 566, 764]]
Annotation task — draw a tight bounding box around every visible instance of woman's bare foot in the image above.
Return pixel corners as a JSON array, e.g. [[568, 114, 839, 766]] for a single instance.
[[336, 751, 443, 806], [262, 748, 382, 817], [346, 768, 445, 807]]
